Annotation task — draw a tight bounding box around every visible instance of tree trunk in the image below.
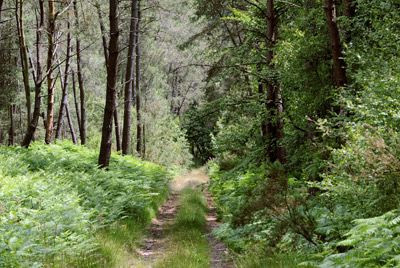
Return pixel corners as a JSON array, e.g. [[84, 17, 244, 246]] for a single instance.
[[344, 0, 355, 18], [8, 105, 15, 146], [45, 0, 57, 144], [324, 0, 347, 88], [98, 0, 119, 168], [114, 105, 122, 151], [21, 0, 44, 148], [135, 0, 142, 157], [265, 0, 286, 164], [65, 103, 77, 144], [96, 2, 121, 151], [122, 0, 137, 155], [56, 19, 72, 140], [72, 71, 82, 136], [74, 0, 86, 145], [15, 0, 31, 126]]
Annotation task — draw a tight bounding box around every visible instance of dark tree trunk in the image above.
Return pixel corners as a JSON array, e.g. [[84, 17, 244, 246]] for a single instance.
[[65, 103, 77, 144], [56, 19, 72, 140], [21, 0, 44, 148], [0, 0, 4, 20], [8, 105, 15, 146], [45, 0, 56, 144], [265, 0, 286, 164], [15, 0, 31, 126], [344, 0, 355, 18], [135, 0, 143, 157], [122, 0, 137, 155], [0, 128, 3, 144], [96, 2, 121, 151], [324, 0, 347, 88], [72, 71, 82, 136], [98, 0, 120, 168], [114, 105, 122, 151], [74, 0, 86, 145]]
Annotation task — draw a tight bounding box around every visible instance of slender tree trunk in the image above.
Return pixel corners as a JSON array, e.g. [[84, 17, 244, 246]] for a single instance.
[[15, 0, 31, 126], [98, 0, 119, 168], [344, 0, 355, 18], [74, 0, 86, 145], [45, 0, 57, 144], [56, 19, 72, 140], [21, 0, 44, 148], [0, 128, 3, 144], [135, 0, 143, 156], [8, 105, 15, 145], [324, 0, 347, 88], [122, 0, 137, 155], [65, 103, 77, 144], [114, 104, 122, 151], [72, 71, 82, 135], [96, 2, 121, 151], [265, 0, 286, 164], [0, 0, 4, 20]]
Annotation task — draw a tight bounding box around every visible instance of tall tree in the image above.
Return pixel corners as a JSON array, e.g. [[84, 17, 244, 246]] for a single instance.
[[265, 0, 286, 164], [98, 0, 120, 168], [96, 1, 122, 151], [44, 0, 57, 144], [55, 16, 73, 141], [135, 0, 143, 156], [122, 0, 137, 155], [15, 0, 31, 126], [73, 0, 86, 145], [324, 0, 347, 88], [21, 0, 45, 147]]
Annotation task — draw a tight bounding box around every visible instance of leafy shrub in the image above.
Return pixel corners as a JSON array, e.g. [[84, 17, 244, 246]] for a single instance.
[[321, 210, 400, 268]]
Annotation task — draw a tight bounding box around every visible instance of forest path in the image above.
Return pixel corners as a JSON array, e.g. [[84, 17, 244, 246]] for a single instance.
[[132, 168, 232, 267]]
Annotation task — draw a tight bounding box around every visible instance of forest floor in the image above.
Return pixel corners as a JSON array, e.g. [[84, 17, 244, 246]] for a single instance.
[[131, 168, 232, 267]]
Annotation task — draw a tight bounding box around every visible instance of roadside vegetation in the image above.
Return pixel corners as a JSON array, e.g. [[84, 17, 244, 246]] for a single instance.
[[0, 142, 170, 267]]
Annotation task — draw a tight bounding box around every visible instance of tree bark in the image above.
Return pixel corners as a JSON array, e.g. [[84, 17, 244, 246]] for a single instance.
[[114, 104, 122, 151], [56, 19, 72, 140], [73, 0, 86, 145], [98, 0, 119, 168], [65, 103, 77, 144], [324, 0, 347, 88], [8, 105, 15, 146], [135, 0, 143, 157], [45, 0, 57, 144], [96, 2, 121, 151], [344, 0, 355, 18], [15, 0, 31, 126], [265, 0, 286, 164], [122, 0, 137, 155], [72, 71, 82, 135], [21, 0, 44, 148]]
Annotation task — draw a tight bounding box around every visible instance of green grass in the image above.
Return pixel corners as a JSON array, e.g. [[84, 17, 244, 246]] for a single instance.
[[234, 252, 315, 268], [155, 189, 210, 268]]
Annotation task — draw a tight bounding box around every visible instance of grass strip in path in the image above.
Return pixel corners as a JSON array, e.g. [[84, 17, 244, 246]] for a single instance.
[[154, 188, 210, 268]]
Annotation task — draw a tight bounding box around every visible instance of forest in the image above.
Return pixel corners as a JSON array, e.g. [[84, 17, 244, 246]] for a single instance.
[[0, 0, 399, 267]]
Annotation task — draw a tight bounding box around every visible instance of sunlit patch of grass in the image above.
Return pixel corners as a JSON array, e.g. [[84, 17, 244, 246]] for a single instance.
[[155, 189, 210, 268]]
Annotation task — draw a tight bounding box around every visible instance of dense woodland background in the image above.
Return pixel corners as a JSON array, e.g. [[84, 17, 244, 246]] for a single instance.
[[0, 0, 400, 267]]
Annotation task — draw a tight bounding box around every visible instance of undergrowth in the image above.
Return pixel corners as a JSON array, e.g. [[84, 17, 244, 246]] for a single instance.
[[0, 142, 170, 267]]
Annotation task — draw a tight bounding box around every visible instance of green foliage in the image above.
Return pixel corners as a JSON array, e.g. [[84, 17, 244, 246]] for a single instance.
[[321, 210, 400, 268], [0, 142, 170, 267]]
